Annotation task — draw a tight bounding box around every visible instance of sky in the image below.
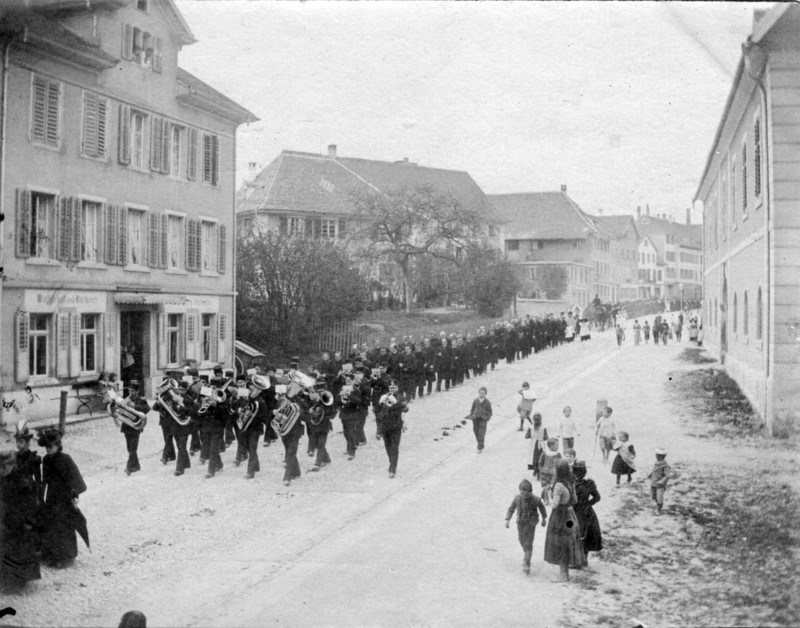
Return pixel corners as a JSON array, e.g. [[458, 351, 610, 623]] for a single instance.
[[174, 1, 770, 223]]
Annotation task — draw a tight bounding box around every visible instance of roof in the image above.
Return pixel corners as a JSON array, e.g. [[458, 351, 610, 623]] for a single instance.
[[593, 215, 640, 240], [238, 150, 496, 219], [176, 68, 258, 125], [636, 215, 702, 250], [487, 191, 598, 240]]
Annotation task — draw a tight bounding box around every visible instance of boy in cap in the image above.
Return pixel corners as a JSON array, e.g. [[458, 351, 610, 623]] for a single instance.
[[647, 448, 671, 514], [505, 478, 547, 574]]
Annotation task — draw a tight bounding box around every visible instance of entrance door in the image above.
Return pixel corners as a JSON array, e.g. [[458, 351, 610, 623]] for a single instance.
[[120, 311, 151, 394]]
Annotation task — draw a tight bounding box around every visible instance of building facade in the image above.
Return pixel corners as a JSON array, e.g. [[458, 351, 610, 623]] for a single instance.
[[694, 4, 800, 436], [0, 0, 256, 420]]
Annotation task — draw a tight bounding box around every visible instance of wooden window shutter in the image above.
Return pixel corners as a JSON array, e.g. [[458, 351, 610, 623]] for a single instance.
[[46, 81, 60, 146], [15, 312, 29, 383], [186, 128, 197, 180], [217, 224, 227, 273], [98, 313, 106, 373], [122, 23, 133, 59], [305, 218, 313, 237], [70, 198, 81, 262], [202, 134, 211, 183], [212, 135, 220, 186], [314, 219, 322, 238], [56, 312, 70, 378], [82, 92, 98, 156], [97, 97, 108, 157], [217, 313, 227, 363], [160, 118, 170, 173], [105, 204, 119, 265], [32, 76, 47, 143], [118, 104, 131, 165], [97, 202, 107, 262], [279, 216, 287, 234], [69, 313, 81, 377], [186, 218, 198, 271], [338, 219, 346, 239], [159, 213, 168, 268], [156, 312, 167, 369], [56, 196, 68, 261], [119, 207, 129, 266], [15, 188, 31, 258], [148, 211, 159, 267], [150, 116, 161, 171], [153, 37, 163, 72]]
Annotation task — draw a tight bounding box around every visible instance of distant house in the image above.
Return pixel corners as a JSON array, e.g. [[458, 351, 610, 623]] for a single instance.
[[694, 4, 800, 436], [489, 186, 621, 309], [636, 235, 665, 298], [594, 214, 641, 302]]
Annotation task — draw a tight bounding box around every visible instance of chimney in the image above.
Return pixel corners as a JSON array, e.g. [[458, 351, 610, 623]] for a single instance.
[[327, 144, 337, 158], [403, 157, 409, 164], [636, 206, 641, 220], [753, 9, 767, 31], [560, 184, 567, 193]]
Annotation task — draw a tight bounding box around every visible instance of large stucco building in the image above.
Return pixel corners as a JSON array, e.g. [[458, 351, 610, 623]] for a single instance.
[[695, 4, 800, 436], [0, 0, 256, 420]]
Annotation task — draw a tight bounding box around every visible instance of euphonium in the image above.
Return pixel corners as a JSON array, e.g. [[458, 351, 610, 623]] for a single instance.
[[106, 389, 147, 431], [156, 378, 190, 427], [237, 398, 259, 432], [271, 398, 301, 436]]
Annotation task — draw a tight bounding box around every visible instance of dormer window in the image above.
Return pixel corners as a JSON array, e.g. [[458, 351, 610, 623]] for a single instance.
[[137, 0, 149, 11], [122, 24, 163, 72]]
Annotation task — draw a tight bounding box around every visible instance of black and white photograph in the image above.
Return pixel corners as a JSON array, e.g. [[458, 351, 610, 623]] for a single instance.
[[0, 1, 798, 626]]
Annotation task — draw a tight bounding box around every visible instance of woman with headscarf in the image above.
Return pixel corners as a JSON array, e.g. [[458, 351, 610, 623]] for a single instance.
[[572, 460, 602, 566], [37, 428, 87, 568], [544, 459, 586, 582], [0, 449, 41, 590]]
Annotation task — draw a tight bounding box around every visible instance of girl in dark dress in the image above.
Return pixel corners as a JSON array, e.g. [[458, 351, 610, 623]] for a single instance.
[[611, 430, 636, 486], [0, 449, 41, 590], [544, 460, 586, 582], [572, 460, 602, 565], [37, 428, 87, 568]]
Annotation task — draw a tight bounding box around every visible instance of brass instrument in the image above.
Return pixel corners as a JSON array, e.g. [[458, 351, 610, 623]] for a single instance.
[[271, 398, 301, 436], [237, 374, 270, 430], [308, 389, 334, 426], [340, 384, 353, 405], [197, 377, 233, 415], [156, 378, 190, 427], [106, 389, 148, 431]]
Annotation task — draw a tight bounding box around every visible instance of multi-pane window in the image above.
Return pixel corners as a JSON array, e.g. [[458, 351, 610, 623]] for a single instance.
[[168, 215, 183, 269], [81, 201, 102, 262], [754, 117, 762, 200], [743, 291, 749, 336], [131, 112, 146, 169], [287, 218, 303, 235], [170, 125, 182, 176], [320, 219, 337, 239], [80, 314, 98, 372], [30, 192, 56, 258], [201, 314, 214, 362], [31, 75, 61, 147], [29, 314, 50, 377], [167, 314, 182, 365], [122, 25, 161, 71], [201, 221, 217, 271], [82, 91, 108, 158], [128, 209, 146, 266], [202, 134, 219, 186]]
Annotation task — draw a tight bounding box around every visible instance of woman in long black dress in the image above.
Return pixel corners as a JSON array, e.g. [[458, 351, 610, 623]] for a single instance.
[[572, 460, 602, 565], [544, 460, 586, 582], [0, 449, 41, 590], [38, 428, 87, 568]]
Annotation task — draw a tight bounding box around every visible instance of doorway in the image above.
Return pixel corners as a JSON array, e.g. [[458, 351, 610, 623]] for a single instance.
[[120, 311, 151, 394]]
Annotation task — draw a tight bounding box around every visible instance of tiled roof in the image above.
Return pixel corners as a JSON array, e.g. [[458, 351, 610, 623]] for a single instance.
[[593, 215, 640, 240], [238, 150, 496, 219], [637, 215, 702, 249], [487, 192, 598, 240]]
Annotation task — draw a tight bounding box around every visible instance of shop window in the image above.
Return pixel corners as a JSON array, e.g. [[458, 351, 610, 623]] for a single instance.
[[167, 314, 182, 365], [31, 75, 61, 148], [168, 215, 184, 269], [29, 314, 51, 377], [80, 314, 98, 373], [81, 200, 103, 262], [201, 314, 215, 362]]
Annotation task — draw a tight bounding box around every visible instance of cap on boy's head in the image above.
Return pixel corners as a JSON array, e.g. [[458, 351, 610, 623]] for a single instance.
[[521, 382, 530, 388], [519, 479, 533, 492], [655, 447, 667, 456]]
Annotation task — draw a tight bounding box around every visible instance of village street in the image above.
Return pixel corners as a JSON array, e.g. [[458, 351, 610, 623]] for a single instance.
[[8, 314, 793, 628]]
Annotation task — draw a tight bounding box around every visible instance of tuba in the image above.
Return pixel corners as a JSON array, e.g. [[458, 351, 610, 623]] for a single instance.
[[308, 389, 334, 426], [237, 374, 270, 431], [156, 378, 190, 427], [106, 389, 147, 431], [271, 398, 301, 437]]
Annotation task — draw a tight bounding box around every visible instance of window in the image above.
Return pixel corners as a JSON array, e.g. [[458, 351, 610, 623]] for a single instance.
[[81, 200, 103, 262], [720, 160, 728, 240], [756, 288, 763, 340], [201, 314, 214, 362], [170, 125, 182, 176], [730, 155, 737, 228], [733, 293, 738, 334], [128, 209, 146, 266], [131, 111, 146, 169], [30, 192, 56, 259], [320, 219, 337, 239], [81, 91, 108, 158], [507, 240, 519, 252], [287, 218, 303, 235], [167, 314, 182, 365], [754, 116, 762, 201], [80, 314, 98, 372], [136, 0, 148, 10], [201, 221, 217, 272], [743, 291, 749, 336], [29, 314, 50, 377], [168, 215, 183, 269], [202, 133, 219, 186], [122, 25, 162, 71], [31, 75, 61, 147], [741, 141, 748, 215]]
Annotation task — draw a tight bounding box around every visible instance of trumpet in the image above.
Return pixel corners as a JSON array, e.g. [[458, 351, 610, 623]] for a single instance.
[[106, 389, 148, 431]]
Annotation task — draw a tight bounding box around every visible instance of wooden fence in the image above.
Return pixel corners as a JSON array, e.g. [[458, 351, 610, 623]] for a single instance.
[[313, 319, 383, 356]]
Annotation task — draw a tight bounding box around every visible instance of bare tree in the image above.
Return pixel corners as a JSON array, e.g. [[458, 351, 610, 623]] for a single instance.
[[350, 184, 492, 313]]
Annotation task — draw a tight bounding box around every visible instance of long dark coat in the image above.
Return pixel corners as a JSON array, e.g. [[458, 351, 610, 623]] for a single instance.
[[40, 450, 87, 566], [574, 477, 603, 552], [1, 467, 41, 587]]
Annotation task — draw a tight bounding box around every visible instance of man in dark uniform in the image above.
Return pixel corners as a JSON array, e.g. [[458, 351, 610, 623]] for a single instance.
[[354, 358, 372, 445], [120, 381, 150, 476], [376, 381, 409, 479], [421, 337, 437, 396], [338, 374, 363, 460]]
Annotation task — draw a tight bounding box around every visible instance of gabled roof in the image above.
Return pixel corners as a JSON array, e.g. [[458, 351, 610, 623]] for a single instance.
[[637, 215, 702, 249], [176, 68, 258, 125], [593, 215, 640, 240], [487, 191, 598, 240], [238, 150, 496, 219]]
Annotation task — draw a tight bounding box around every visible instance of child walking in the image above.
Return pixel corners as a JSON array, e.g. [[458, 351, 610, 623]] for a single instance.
[[516, 382, 537, 432], [528, 413, 548, 479], [466, 387, 492, 453], [595, 406, 616, 464], [558, 406, 579, 451], [538, 437, 562, 503], [611, 430, 636, 486], [505, 479, 547, 574], [647, 448, 671, 514]]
